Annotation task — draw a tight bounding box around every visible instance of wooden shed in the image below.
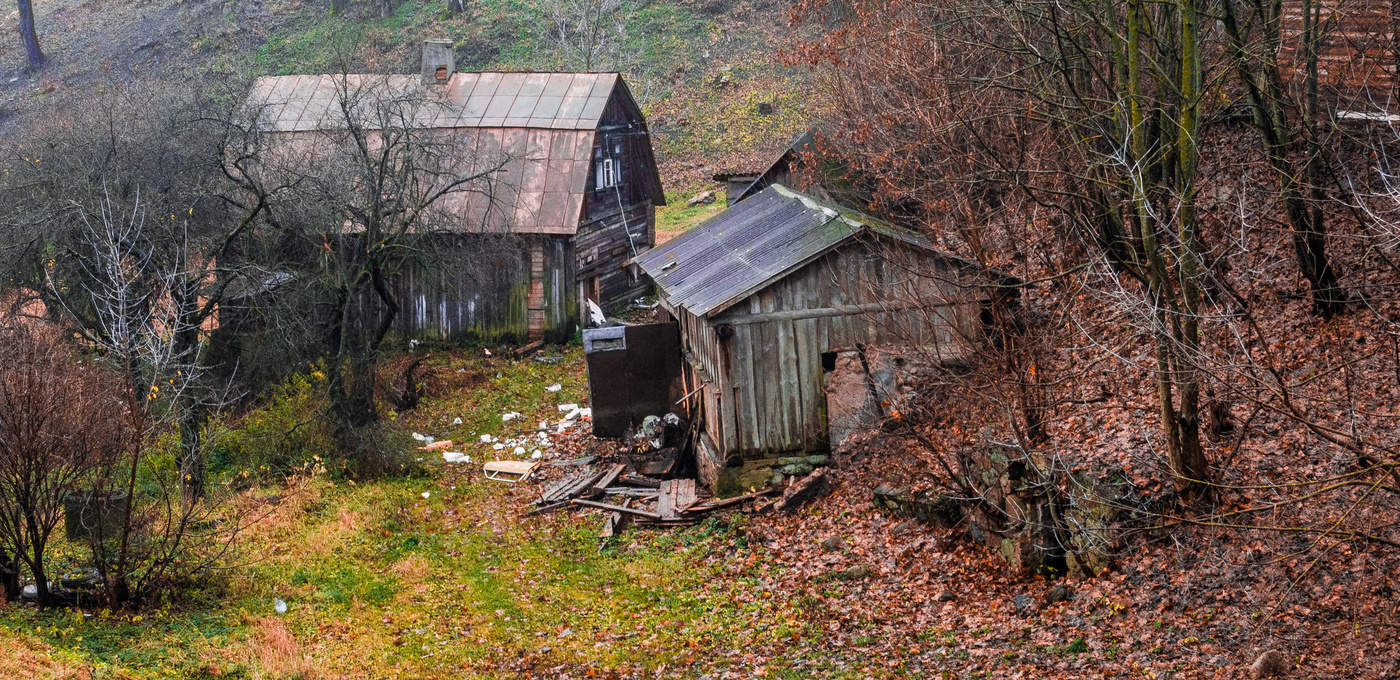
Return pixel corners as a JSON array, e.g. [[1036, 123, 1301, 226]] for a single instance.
[[634, 185, 1014, 491]]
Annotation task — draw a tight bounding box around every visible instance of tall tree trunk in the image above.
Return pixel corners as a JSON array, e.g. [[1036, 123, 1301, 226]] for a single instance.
[[1171, 0, 1210, 494], [16, 0, 45, 69]]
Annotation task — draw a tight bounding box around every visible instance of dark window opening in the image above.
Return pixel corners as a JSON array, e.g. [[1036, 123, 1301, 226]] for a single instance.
[[821, 351, 838, 372]]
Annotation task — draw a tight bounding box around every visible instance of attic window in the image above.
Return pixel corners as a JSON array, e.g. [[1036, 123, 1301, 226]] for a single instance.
[[597, 158, 618, 189]]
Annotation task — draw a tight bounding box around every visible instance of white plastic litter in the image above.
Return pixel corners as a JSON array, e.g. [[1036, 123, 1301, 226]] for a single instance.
[[546, 383, 562, 392], [452, 417, 463, 426], [421, 492, 431, 499], [479, 434, 494, 443], [531, 450, 542, 459], [513, 446, 526, 455], [274, 598, 288, 614], [557, 403, 579, 413], [411, 432, 429, 442], [502, 412, 521, 422], [587, 299, 607, 327], [493, 443, 505, 450], [579, 408, 592, 418], [442, 451, 470, 463]]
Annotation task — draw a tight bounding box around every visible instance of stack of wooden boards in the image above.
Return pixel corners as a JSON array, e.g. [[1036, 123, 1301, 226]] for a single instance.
[[526, 462, 777, 540]]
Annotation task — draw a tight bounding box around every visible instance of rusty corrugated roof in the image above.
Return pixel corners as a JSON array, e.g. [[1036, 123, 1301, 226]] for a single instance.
[[634, 185, 941, 318], [246, 73, 621, 234]]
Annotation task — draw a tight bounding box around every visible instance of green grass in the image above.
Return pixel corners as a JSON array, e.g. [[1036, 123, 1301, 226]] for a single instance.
[[656, 188, 727, 238], [0, 347, 812, 678]]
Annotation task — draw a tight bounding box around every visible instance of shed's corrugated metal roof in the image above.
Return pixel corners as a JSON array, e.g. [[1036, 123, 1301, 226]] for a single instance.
[[634, 185, 940, 318], [246, 73, 613, 234]]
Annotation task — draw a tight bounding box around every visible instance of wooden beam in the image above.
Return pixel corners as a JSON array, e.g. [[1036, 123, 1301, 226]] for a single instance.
[[571, 498, 662, 520], [718, 300, 972, 326]]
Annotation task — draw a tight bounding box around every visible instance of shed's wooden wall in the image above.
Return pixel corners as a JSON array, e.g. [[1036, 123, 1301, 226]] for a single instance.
[[700, 240, 987, 459], [390, 234, 576, 343]]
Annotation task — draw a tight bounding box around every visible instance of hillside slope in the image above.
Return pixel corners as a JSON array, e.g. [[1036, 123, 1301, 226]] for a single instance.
[[0, 0, 810, 193]]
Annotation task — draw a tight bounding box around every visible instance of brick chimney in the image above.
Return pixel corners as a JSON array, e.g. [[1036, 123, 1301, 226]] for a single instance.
[[421, 39, 454, 85]]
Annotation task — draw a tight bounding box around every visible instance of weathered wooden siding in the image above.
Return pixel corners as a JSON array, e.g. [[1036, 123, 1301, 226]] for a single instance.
[[704, 239, 987, 459], [576, 86, 660, 312], [390, 234, 577, 343], [575, 200, 654, 311]]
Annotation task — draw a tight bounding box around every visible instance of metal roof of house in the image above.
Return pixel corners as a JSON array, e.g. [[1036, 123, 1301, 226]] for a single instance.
[[245, 73, 629, 235], [634, 185, 943, 318], [247, 73, 621, 132]]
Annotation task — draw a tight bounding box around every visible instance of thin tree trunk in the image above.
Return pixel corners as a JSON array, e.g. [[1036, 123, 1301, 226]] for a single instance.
[[16, 0, 45, 69], [1172, 0, 1210, 494]]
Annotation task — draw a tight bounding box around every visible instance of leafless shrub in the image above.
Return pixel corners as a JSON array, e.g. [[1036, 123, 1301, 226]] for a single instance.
[[0, 321, 127, 606]]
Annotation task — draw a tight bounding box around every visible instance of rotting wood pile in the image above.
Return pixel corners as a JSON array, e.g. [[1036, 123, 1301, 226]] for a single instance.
[[525, 462, 781, 541]]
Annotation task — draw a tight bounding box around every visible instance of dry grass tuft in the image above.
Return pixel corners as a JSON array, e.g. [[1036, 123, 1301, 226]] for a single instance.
[[247, 616, 319, 679]]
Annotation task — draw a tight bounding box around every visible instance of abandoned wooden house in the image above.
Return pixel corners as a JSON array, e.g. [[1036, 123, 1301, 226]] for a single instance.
[[632, 184, 1017, 492], [245, 40, 665, 342]]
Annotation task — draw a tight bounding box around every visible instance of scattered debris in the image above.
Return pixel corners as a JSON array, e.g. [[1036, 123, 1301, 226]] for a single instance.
[[525, 462, 774, 541], [512, 340, 544, 359], [274, 598, 288, 614], [687, 189, 717, 207], [484, 460, 540, 483], [418, 440, 454, 452], [760, 468, 831, 513], [546, 383, 562, 392]]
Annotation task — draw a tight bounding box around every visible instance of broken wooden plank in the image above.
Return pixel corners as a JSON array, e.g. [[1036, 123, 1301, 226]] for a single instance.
[[673, 479, 696, 511], [686, 487, 779, 513], [618, 473, 662, 488], [593, 463, 626, 491], [524, 498, 574, 516], [570, 498, 662, 520], [511, 340, 545, 359], [600, 487, 660, 498], [537, 478, 574, 504], [600, 511, 624, 540], [538, 469, 606, 505], [656, 480, 679, 520]]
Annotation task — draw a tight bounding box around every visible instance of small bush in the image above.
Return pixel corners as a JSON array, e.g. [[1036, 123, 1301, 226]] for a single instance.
[[209, 371, 334, 484]]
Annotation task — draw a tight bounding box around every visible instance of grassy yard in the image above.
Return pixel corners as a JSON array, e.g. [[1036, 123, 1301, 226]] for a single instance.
[[0, 348, 813, 679]]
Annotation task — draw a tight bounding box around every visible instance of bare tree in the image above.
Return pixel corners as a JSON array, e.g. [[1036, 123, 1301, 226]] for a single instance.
[[545, 0, 636, 71], [0, 322, 125, 607]]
